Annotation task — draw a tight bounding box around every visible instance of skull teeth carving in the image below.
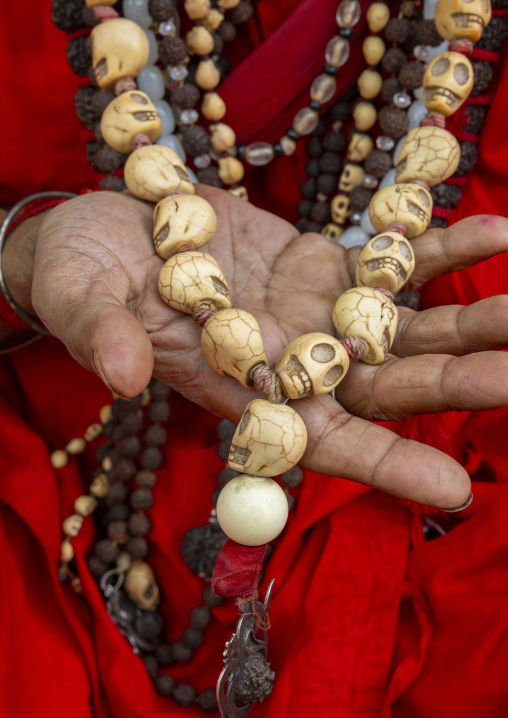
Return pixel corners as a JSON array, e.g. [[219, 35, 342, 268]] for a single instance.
[[424, 86, 460, 107], [423, 52, 474, 117], [367, 257, 407, 283], [435, 0, 491, 44], [282, 356, 312, 397], [407, 201, 429, 222], [228, 444, 251, 468], [133, 111, 159, 122], [356, 232, 415, 295], [452, 12, 484, 27]]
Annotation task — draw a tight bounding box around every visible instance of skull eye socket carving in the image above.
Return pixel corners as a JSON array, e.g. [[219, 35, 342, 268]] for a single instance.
[[399, 241, 413, 261], [239, 410, 250, 434], [211, 276, 229, 297], [454, 62, 470, 85], [323, 365, 343, 386], [431, 57, 450, 76], [372, 236, 393, 251], [133, 111, 158, 122], [418, 189, 430, 206], [130, 92, 148, 105], [310, 343, 336, 363]]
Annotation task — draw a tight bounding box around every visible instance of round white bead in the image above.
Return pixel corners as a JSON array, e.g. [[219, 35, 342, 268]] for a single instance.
[[426, 40, 449, 64], [337, 226, 370, 249], [393, 135, 407, 166], [123, 0, 152, 27], [423, 0, 439, 19], [379, 168, 396, 190], [360, 208, 377, 236], [156, 134, 186, 162]]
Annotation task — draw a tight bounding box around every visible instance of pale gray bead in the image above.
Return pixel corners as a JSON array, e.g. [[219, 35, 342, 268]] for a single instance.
[[154, 100, 175, 136], [393, 135, 407, 166], [379, 169, 396, 190], [423, 0, 439, 19], [426, 40, 449, 63], [123, 0, 152, 28], [185, 166, 198, 184], [413, 86, 425, 102], [137, 65, 165, 102], [408, 101, 428, 130], [145, 29, 158, 65], [337, 226, 370, 249], [156, 134, 186, 163], [360, 208, 377, 236]]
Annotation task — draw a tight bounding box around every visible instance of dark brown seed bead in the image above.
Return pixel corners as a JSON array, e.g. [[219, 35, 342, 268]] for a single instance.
[[417, 19, 443, 46], [394, 290, 420, 311], [147, 401, 170, 423], [429, 216, 447, 229], [280, 466, 304, 488], [170, 83, 201, 109], [156, 644, 174, 665], [465, 105, 486, 135], [310, 202, 331, 224], [430, 182, 462, 209], [402, 26, 419, 56], [173, 684, 196, 707], [318, 152, 341, 174], [91, 89, 115, 116], [305, 158, 320, 178], [331, 101, 352, 123], [136, 470, 157, 489], [148, 0, 176, 22], [67, 36, 91, 77], [306, 137, 323, 158], [144, 425, 167, 446], [82, 6, 100, 27], [217, 466, 237, 487], [52, 0, 86, 32], [112, 398, 131, 420], [96, 441, 112, 462], [74, 87, 97, 130], [298, 200, 313, 218], [182, 627, 203, 649], [210, 488, 221, 506], [88, 555, 108, 578], [455, 142, 477, 176], [94, 123, 103, 143], [477, 16, 508, 51], [216, 56, 231, 82], [313, 119, 326, 137], [172, 642, 192, 663], [217, 419, 235, 441], [384, 17, 410, 44], [111, 424, 128, 442], [301, 178, 317, 200], [107, 520, 129, 544], [121, 412, 143, 434], [381, 77, 402, 104], [150, 380, 171, 400], [135, 612, 163, 642], [105, 503, 130, 523], [203, 584, 223, 607], [107, 482, 130, 505], [117, 436, 141, 458], [287, 493, 296, 511], [88, 144, 127, 173], [197, 166, 222, 187], [398, 61, 424, 90], [98, 176, 126, 193], [115, 457, 138, 481], [213, 33, 225, 55], [316, 174, 337, 196], [306, 221, 322, 233], [143, 654, 159, 678], [378, 106, 409, 139], [350, 186, 374, 212], [382, 48, 407, 75], [130, 488, 154, 511], [127, 394, 144, 411], [181, 125, 211, 157], [126, 536, 148, 559], [493, 0, 508, 8], [158, 36, 188, 66], [190, 606, 211, 630], [364, 150, 392, 179], [218, 440, 231, 462], [95, 539, 119, 564], [141, 447, 163, 470], [472, 61, 493, 95], [295, 219, 307, 233], [229, 0, 254, 24], [128, 513, 152, 536], [323, 132, 345, 153], [199, 688, 218, 712], [217, 19, 236, 42], [155, 673, 175, 696]]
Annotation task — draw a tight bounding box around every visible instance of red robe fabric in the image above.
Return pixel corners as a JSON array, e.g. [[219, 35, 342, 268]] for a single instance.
[[1, 2, 508, 717]]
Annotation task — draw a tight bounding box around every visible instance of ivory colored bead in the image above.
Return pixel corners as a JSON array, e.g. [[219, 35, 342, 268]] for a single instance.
[[310, 74, 336, 103], [74, 495, 98, 517], [202, 92, 226, 121], [90, 473, 110, 498], [435, 0, 491, 43], [357, 69, 383, 100], [275, 333, 350, 399], [116, 551, 132, 573], [347, 132, 374, 162], [153, 194, 217, 259], [84, 423, 102, 442], [331, 194, 351, 225], [218, 157, 244, 185], [353, 102, 377, 131], [293, 107, 319, 136], [423, 51, 474, 117], [325, 36, 350, 67], [356, 232, 415, 295], [333, 287, 398, 365], [66, 438, 87, 455], [124, 145, 194, 202], [51, 450, 68, 469], [62, 514, 84, 538], [124, 560, 160, 610], [366, 2, 390, 32], [91, 18, 150, 89], [210, 123, 236, 152], [217, 475, 289, 546], [201, 309, 267, 389], [217, 0, 240, 8], [159, 251, 231, 314], [101, 91, 161, 153], [339, 163, 365, 192], [321, 223, 344, 242], [369, 183, 433, 239], [195, 59, 221, 90], [228, 400, 307, 477], [362, 36, 386, 66], [202, 8, 224, 31], [61, 540, 74, 563], [396, 127, 460, 187], [185, 0, 211, 19], [99, 405, 113, 424], [186, 26, 214, 55], [279, 136, 296, 156]]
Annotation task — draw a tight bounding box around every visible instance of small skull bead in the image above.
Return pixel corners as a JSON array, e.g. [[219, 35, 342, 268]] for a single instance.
[[423, 52, 474, 117], [347, 133, 374, 163], [275, 333, 350, 399], [395, 127, 460, 187], [153, 194, 217, 260], [333, 287, 398, 365], [331, 194, 351, 225], [339, 163, 365, 192], [369, 183, 433, 239], [91, 18, 150, 89], [228, 399, 308, 477], [101, 91, 162, 154], [435, 0, 492, 43], [158, 251, 231, 315], [124, 560, 160, 611], [356, 232, 415, 295], [124, 145, 194, 202], [62, 514, 83, 538], [321, 223, 344, 242]]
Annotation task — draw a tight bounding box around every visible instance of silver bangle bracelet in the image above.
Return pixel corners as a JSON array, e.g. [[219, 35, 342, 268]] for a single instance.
[[0, 191, 77, 336]]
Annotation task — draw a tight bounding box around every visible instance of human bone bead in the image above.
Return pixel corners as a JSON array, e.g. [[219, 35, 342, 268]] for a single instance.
[[357, 69, 383, 100], [61, 540, 74, 564], [90, 473, 109, 498], [124, 145, 194, 202], [124, 560, 160, 610], [369, 183, 433, 239], [101, 91, 162, 153], [339, 163, 365, 192], [353, 102, 377, 131], [228, 400, 307, 477], [275, 333, 350, 399], [91, 18, 150, 89], [210, 123, 236, 152], [185, 0, 211, 19], [218, 157, 244, 185], [62, 514, 84, 538], [356, 232, 415, 295], [396, 127, 460, 186], [186, 26, 214, 55], [74, 495, 98, 517], [201, 309, 267, 389], [159, 251, 231, 315], [333, 288, 398, 365], [362, 36, 386, 66], [217, 475, 289, 546], [195, 59, 221, 90], [435, 0, 491, 43], [51, 449, 68, 469], [366, 2, 390, 32], [153, 194, 217, 260], [331, 194, 351, 225], [348, 133, 374, 162], [423, 51, 474, 116], [202, 92, 226, 121]]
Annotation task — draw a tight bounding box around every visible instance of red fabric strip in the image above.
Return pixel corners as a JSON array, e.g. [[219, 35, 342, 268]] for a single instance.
[[212, 539, 267, 598]]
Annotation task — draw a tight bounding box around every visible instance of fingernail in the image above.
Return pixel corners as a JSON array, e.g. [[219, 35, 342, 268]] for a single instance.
[[440, 491, 473, 513], [92, 349, 129, 400]]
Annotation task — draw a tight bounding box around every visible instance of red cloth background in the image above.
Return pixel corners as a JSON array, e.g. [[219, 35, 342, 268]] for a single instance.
[[1, 2, 508, 717]]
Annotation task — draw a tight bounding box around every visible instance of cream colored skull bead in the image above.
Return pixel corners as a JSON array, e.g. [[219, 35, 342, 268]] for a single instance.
[[153, 194, 217, 259], [435, 0, 492, 43], [369, 183, 433, 239], [124, 145, 194, 202], [124, 561, 160, 611], [395, 126, 460, 187], [158, 251, 231, 315], [91, 18, 150, 89], [356, 232, 415, 295], [101, 91, 162, 153], [423, 52, 474, 116]]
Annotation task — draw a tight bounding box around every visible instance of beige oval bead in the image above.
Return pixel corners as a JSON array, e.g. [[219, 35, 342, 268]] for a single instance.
[[153, 194, 217, 260], [358, 69, 383, 100], [66, 438, 87, 455], [293, 107, 319, 135], [347, 132, 374, 162], [366, 2, 390, 32], [369, 183, 433, 239], [74, 495, 98, 517], [331, 194, 351, 225], [333, 287, 398, 365], [229, 186, 249, 201], [396, 127, 460, 187], [124, 560, 160, 610], [203, 8, 225, 30], [339, 163, 365, 192], [321, 223, 344, 242], [195, 59, 221, 90], [201, 308, 267, 389], [186, 26, 214, 55], [228, 399, 307, 477], [51, 450, 68, 469], [210, 123, 236, 152], [356, 232, 415, 295], [363, 36, 386, 66], [124, 145, 194, 202], [63, 514, 84, 538], [99, 404, 112, 424], [202, 92, 226, 121], [61, 540, 74, 563], [435, 0, 491, 43], [353, 102, 377, 131], [116, 551, 132, 573], [279, 136, 296, 156], [275, 333, 350, 399], [101, 91, 161, 153], [91, 18, 150, 89], [102, 456, 113, 472], [218, 157, 244, 185], [423, 51, 474, 117], [310, 74, 336, 103], [159, 251, 231, 315], [90, 473, 109, 498], [185, 0, 211, 19], [85, 423, 102, 442]]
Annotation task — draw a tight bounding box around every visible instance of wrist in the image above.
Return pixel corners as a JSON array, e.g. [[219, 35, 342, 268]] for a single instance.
[[2, 211, 43, 315]]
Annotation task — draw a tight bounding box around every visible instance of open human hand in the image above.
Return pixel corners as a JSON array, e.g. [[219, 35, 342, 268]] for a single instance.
[[16, 188, 508, 509]]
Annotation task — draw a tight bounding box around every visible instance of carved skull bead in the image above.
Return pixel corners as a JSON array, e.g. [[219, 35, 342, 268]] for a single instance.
[[153, 194, 217, 260], [347, 133, 374, 163], [228, 399, 308, 477], [101, 91, 162, 153], [369, 183, 433, 239], [124, 145, 194, 202], [91, 18, 150, 89], [62, 514, 83, 538], [356, 232, 415, 295], [423, 52, 474, 116], [158, 251, 231, 315], [275, 333, 350, 399], [435, 0, 492, 43], [395, 127, 461, 186], [124, 560, 160, 611], [321, 223, 344, 242], [331, 194, 351, 225], [333, 287, 398, 365], [229, 186, 249, 201], [339, 163, 365, 192]]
